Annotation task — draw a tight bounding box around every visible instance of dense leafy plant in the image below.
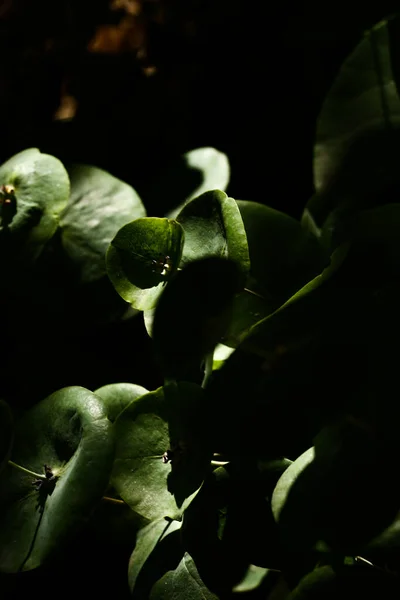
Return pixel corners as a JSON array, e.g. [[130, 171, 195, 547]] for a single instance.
[[3, 15, 400, 600]]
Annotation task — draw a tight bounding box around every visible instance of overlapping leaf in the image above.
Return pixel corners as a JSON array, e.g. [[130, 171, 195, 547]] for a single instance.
[[111, 383, 211, 522], [60, 164, 146, 282], [0, 387, 115, 572]]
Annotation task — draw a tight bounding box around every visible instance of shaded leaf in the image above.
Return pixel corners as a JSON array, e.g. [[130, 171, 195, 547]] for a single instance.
[[128, 518, 183, 597], [150, 552, 219, 600], [314, 18, 400, 196], [272, 420, 400, 555], [151, 257, 242, 381], [60, 164, 146, 283], [106, 217, 184, 310], [304, 17, 400, 245], [111, 384, 211, 521], [0, 386, 115, 572], [0, 148, 69, 265], [271, 448, 315, 524], [288, 565, 400, 599], [94, 382, 148, 423], [222, 201, 327, 347]]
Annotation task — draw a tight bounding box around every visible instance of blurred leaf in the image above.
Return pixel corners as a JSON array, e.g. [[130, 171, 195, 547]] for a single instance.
[[0, 148, 69, 267], [0, 386, 115, 572], [151, 257, 242, 381], [231, 565, 273, 593], [288, 565, 400, 599], [0, 399, 13, 475], [146, 147, 230, 219], [128, 518, 183, 598], [303, 17, 400, 246], [60, 164, 146, 283], [150, 553, 219, 600], [314, 18, 400, 196], [106, 217, 184, 310], [94, 382, 148, 423], [111, 383, 211, 521]]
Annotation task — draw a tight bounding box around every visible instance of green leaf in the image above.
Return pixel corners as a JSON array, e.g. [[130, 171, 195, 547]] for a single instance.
[[60, 164, 146, 283], [0, 148, 69, 263], [205, 246, 354, 458], [231, 565, 273, 593], [151, 257, 242, 381], [182, 463, 284, 595], [128, 518, 183, 597], [0, 386, 115, 572], [150, 553, 219, 600], [272, 419, 400, 555], [237, 201, 326, 302], [0, 399, 13, 474], [176, 190, 250, 281], [111, 383, 211, 521], [222, 201, 327, 347], [303, 17, 400, 243], [94, 382, 148, 423], [271, 447, 315, 524], [106, 218, 185, 310], [288, 565, 400, 599], [147, 147, 230, 218]]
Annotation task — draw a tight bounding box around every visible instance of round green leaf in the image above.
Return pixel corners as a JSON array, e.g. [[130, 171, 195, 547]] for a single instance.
[[94, 382, 148, 423], [0, 399, 13, 475], [128, 518, 183, 597], [150, 553, 219, 600], [111, 383, 211, 521], [151, 257, 242, 381], [60, 164, 146, 283], [0, 148, 70, 262], [0, 386, 115, 572], [106, 217, 185, 310], [176, 190, 250, 281], [147, 146, 230, 219]]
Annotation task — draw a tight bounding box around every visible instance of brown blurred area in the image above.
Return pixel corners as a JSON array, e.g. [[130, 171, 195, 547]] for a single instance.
[[0, 0, 398, 217]]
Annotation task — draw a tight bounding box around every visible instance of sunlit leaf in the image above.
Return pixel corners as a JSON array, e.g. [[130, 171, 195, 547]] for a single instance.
[[94, 382, 148, 423], [106, 218, 184, 310], [0, 148, 69, 265]]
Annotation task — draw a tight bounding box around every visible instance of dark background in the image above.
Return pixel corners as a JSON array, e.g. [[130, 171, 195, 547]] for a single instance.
[[1, 1, 399, 220]]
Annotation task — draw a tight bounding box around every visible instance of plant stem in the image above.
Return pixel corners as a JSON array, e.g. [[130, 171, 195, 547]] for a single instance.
[[102, 496, 126, 506], [8, 460, 46, 480], [244, 287, 266, 300]]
